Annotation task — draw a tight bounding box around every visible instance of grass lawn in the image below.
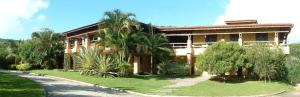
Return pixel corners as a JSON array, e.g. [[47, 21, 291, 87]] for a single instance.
[[0, 72, 44, 97], [170, 80, 294, 96], [30, 69, 294, 96], [30, 69, 170, 93]]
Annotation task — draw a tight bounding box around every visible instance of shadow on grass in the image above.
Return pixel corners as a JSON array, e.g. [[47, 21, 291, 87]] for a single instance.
[[0, 72, 44, 97], [209, 75, 292, 85], [124, 74, 200, 80]]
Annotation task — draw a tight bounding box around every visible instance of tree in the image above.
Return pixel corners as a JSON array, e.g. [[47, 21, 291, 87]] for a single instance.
[[31, 28, 65, 69], [19, 28, 64, 69], [145, 24, 172, 74], [19, 39, 42, 68], [196, 41, 244, 77], [97, 9, 149, 76], [244, 44, 286, 82]]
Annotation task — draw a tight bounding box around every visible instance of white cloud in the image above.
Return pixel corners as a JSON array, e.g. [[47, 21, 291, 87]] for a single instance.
[[0, 0, 48, 39], [37, 14, 46, 21], [215, 0, 300, 43]]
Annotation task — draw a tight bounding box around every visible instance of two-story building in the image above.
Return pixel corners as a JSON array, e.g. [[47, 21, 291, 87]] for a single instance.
[[64, 20, 293, 75]]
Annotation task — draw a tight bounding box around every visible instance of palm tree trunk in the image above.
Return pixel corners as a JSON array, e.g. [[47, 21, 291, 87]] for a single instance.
[[150, 53, 153, 74]]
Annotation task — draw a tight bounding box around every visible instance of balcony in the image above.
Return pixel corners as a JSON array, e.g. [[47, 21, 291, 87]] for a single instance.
[[169, 41, 289, 56]]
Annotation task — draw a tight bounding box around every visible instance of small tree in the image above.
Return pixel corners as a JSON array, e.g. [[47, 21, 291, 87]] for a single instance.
[[196, 41, 244, 77], [286, 56, 300, 84], [245, 44, 286, 82]]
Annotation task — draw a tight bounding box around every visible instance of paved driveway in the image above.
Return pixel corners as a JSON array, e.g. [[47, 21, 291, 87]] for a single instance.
[[1, 70, 142, 97]]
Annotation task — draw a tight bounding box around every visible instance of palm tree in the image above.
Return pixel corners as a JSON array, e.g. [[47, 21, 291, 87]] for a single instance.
[[96, 9, 149, 76], [5, 45, 19, 65], [31, 28, 64, 69], [145, 24, 173, 74]]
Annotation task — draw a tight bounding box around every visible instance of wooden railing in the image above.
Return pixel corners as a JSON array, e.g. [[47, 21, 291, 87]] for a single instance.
[[243, 41, 276, 46], [169, 43, 187, 48], [169, 41, 282, 48]]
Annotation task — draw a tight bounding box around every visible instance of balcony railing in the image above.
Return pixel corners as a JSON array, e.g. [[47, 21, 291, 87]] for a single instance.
[[169, 41, 282, 48], [169, 43, 187, 48], [243, 41, 276, 46]]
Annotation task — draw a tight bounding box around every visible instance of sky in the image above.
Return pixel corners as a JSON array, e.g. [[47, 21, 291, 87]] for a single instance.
[[0, 0, 299, 43]]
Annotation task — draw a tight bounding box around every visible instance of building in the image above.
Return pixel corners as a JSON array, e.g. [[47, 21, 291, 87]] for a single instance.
[[63, 20, 293, 75]]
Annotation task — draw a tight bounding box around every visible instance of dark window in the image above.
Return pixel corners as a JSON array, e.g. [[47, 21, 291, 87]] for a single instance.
[[168, 36, 188, 43], [205, 35, 217, 42], [230, 34, 239, 41], [256, 33, 268, 41], [279, 33, 286, 43]]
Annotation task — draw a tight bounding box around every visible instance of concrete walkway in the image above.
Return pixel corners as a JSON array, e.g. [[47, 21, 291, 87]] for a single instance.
[[0, 70, 142, 97], [166, 76, 211, 88], [277, 84, 300, 97]]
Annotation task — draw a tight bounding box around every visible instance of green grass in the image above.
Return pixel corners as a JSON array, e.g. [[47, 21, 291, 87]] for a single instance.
[[170, 80, 294, 96], [30, 70, 294, 96], [30, 69, 170, 93], [0, 72, 45, 97]]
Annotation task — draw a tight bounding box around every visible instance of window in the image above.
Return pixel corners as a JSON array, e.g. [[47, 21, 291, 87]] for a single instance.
[[279, 33, 286, 43], [205, 35, 217, 42], [230, 34, 239, 41], [168, 36, 188, 43], [256, 33, 268, 41]]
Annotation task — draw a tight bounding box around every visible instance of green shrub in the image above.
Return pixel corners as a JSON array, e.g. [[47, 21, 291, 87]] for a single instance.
[[63, 54, 72, 70], [157, 60, 190, 76], [289, 44, 300, 59], [286, 56, 300, 84], [245, 44, 287, 81], [195, 41, 244, 76], [16, 63, 31, 71], [9, 64, 17, 70]]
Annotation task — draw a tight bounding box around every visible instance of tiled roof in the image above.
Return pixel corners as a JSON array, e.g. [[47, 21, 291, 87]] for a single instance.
[[157, 23, 293, 31]]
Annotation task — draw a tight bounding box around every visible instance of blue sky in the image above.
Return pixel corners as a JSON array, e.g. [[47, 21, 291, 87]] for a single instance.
[[1, 0, 299, 43], [0, 0, 228, 40]]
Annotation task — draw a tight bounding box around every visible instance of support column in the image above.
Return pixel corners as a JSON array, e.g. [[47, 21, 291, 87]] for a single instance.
[[274, 32, 279, 45], [238, 33, 243, 46], [186, 35, 194, 75], [133, 56, 141, 75], [74, 39, 80, 52], [84, 34, 90, 48], [66, 38, 71, 53], [283, 33, 287, 45]]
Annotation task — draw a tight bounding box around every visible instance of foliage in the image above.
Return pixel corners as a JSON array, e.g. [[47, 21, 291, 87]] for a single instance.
[[97, 9, 150, 76], [19, 39, 42, 68], [76, 47, 115, 77], [31, 28, 65, 69], [9, 64, 17, 70], [19, 28, 65, 69], [63, 53, 72, 70], [286, 43, 300, 84], [145, 24, 173, 73], [196, 41, 244, 76], [244, 44, 287, 81], [16, 63, 31, 71], [286, 56, 300, 84], [0, 38, 19, 69], [157, 60, 190, 76], [289, 44, 300, 59]]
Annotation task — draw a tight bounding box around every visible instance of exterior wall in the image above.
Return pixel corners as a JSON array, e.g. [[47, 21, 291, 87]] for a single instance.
[[217, 34, 230, 41], [268, 33, 275, 41], [193, 34, 231, 43], [242, 33, 256, 41], [193, 35, 205, 43]]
